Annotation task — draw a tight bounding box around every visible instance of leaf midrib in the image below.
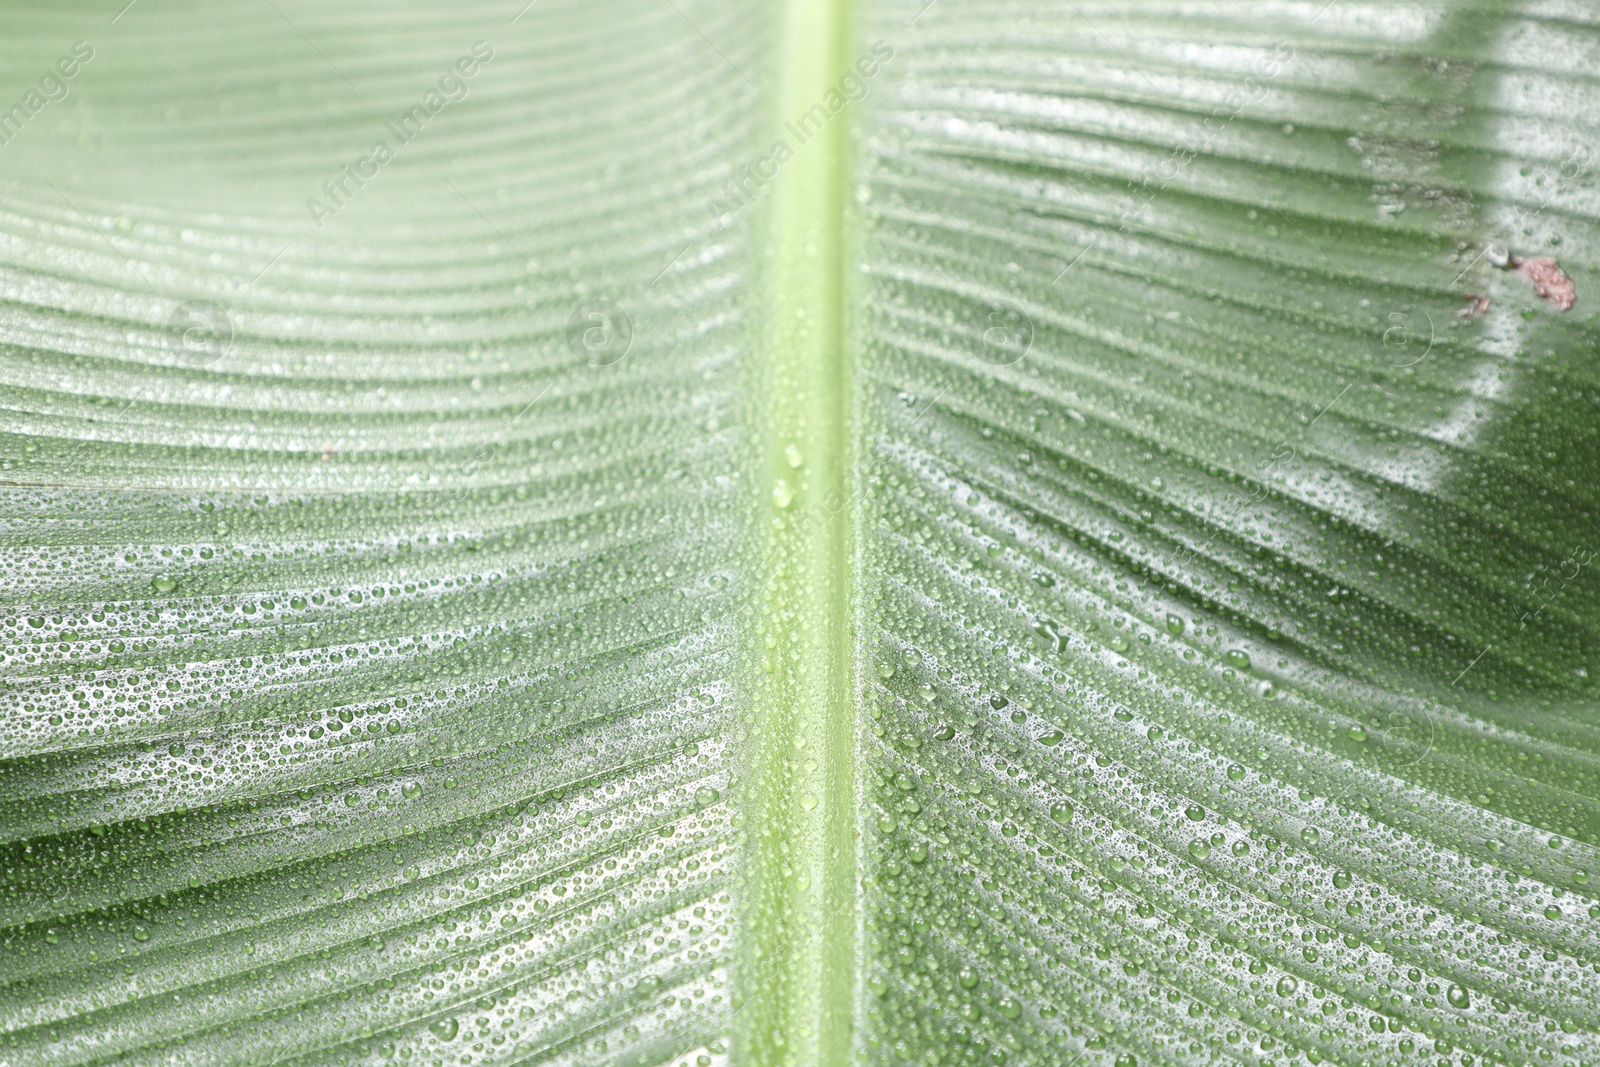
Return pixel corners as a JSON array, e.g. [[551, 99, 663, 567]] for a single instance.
[[742, 0, 859, 1063]]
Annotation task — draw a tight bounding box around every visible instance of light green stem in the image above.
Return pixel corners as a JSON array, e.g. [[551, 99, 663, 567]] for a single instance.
[[739, 0, 858, 1062]]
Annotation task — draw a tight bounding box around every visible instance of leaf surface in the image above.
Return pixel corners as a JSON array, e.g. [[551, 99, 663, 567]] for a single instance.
[[1, 1, 1598, 1066]]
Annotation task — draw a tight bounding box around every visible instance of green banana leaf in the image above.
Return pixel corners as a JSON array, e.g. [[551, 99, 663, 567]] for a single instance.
[[2, 0, 1597, 1065]]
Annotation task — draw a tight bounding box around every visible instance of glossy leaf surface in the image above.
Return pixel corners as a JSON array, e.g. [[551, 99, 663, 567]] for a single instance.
[[1, 1, 1597, 1065]]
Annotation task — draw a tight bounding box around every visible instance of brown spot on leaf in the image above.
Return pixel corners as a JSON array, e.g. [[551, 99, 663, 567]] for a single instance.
[[1458, 293, 1489, 320], [1509, 254, 1576, 311]]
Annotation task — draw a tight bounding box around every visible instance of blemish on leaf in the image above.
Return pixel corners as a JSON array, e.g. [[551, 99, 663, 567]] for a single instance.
[[1509, 254, 1576, 310]]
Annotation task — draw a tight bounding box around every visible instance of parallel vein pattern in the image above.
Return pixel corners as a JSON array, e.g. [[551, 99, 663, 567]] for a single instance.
[[851, 2, 1600, 1065], [0, 1, 767, 1064]]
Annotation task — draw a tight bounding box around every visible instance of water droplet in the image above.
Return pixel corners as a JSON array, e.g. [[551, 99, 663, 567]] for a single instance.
[[428, 1017, 460, 1042], [1033, 617, 1066, 652], [151, 575, 178, 594], [1446, 984, 1470, 1009], [1188, 839, 1211, 860], [1225, 649, 1251, 670]]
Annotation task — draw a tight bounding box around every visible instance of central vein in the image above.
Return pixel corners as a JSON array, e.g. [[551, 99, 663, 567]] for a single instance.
[[740, 0, 857, 1062]]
